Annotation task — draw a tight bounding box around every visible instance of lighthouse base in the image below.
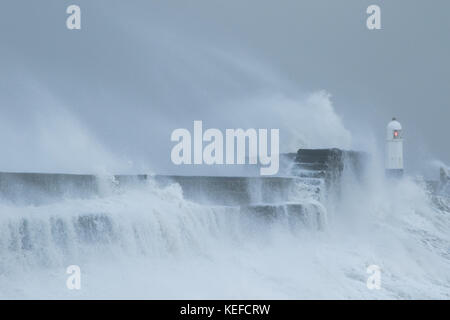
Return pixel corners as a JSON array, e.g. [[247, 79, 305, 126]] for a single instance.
[[385, 169, 404, 178]]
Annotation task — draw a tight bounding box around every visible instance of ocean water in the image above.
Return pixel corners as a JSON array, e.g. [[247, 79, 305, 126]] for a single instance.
[[0, 162, 449, 299], [1, 0, 448, 301]]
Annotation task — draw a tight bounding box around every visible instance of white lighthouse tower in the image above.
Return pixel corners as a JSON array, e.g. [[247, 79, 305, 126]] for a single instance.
[[385, 117, 404, 177]]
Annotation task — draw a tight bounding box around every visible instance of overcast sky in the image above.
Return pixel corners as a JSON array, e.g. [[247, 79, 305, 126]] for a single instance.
[[0, 0, 448, 176]]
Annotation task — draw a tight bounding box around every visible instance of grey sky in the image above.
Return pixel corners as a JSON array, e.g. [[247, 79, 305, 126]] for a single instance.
[[0, 0, 449, 176]]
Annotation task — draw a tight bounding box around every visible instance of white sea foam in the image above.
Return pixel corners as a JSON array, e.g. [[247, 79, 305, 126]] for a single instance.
[[0, 162, 449, 299]]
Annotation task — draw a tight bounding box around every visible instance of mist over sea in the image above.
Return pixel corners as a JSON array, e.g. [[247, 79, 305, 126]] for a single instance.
[[0, 1, 449, 299], [0, 132, 449, 299]]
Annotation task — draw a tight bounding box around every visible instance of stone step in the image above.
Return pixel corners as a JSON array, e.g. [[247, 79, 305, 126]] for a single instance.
[[292, 162, 328, 171], [240, 202, 325, 229]]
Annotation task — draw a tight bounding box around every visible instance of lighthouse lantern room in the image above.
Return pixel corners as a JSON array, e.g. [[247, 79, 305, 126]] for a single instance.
[[385, 117, 404, 177]]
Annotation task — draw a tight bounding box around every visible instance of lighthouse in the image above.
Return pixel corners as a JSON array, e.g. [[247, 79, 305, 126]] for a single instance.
[[385, 117, 404, 177]]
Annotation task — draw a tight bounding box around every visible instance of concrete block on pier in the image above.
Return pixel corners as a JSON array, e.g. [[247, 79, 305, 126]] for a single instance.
[[292, 148, 367, 191], [152, 175, 301, 206]]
